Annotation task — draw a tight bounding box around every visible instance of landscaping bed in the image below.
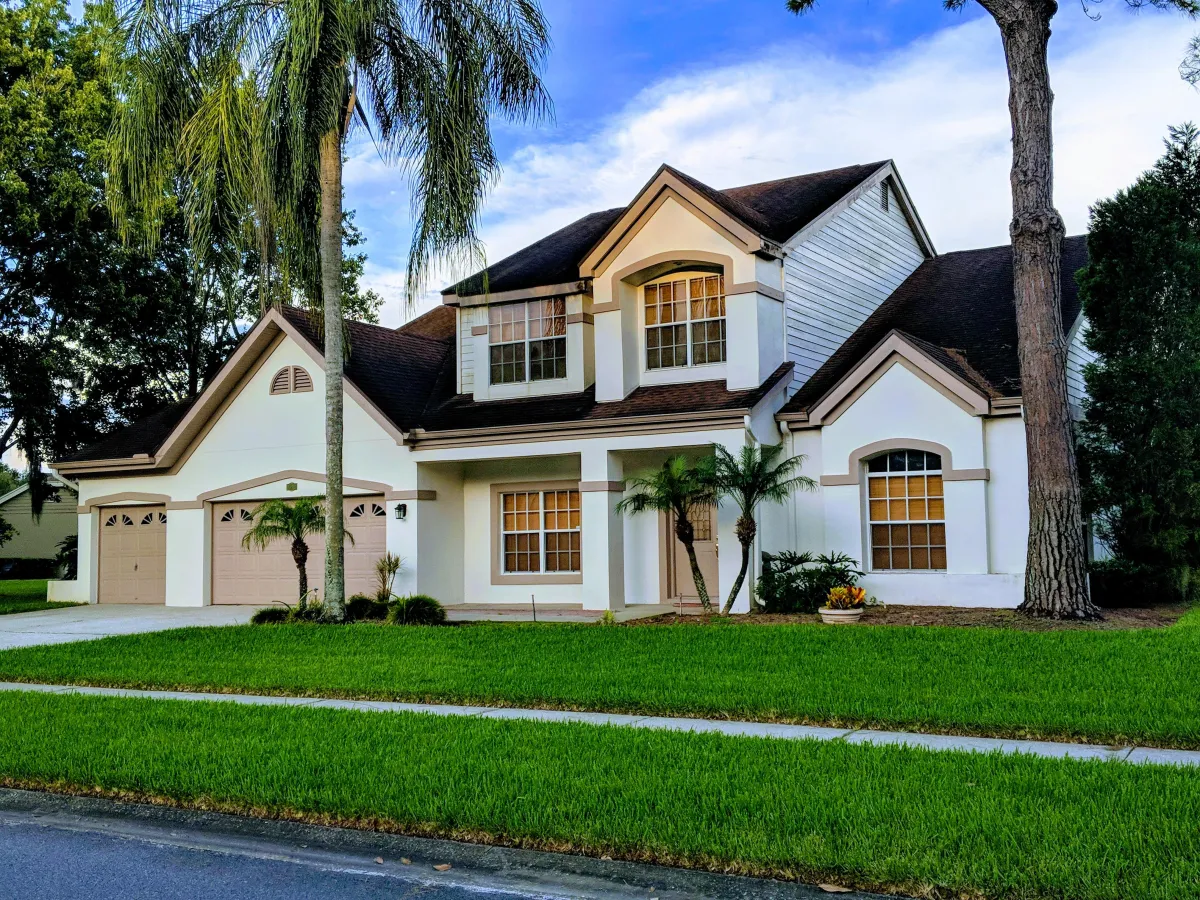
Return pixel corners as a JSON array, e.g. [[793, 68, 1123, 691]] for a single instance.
[[0, 690, 1197, 900], [0, 580, 80, 616], [2, 610, 1199, 747], [634, 603, 1189, 631]]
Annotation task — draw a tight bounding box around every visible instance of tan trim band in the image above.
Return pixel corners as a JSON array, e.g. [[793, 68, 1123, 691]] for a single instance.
[[579, 481, 625, 493], [446, 280, 587, 308], [388, 490, 437, 501], [591, 301, 620, 315], [78, 492, 173, 513], [471, 325, 488, 336], [196, 470, 393, 502], [819, 439, 990, 486], [565, 312, 594, 325]]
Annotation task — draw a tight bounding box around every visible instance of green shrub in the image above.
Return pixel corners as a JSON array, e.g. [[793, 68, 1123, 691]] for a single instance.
[[1088, 558, 1195, 608], [757, 551, 864, 614], [346, 594, 389, 621], [386, 594, 446, 626], [250, 606, 290, 625]]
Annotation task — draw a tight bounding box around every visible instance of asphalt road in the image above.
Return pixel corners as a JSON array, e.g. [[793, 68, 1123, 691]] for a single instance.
[[0, 819, 509, 900], [0, 788, 884, 900]]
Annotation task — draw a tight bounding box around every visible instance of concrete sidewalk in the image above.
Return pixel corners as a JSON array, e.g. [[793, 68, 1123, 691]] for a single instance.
[[0, 605, 256, 650], [3, 680, 1196, 768]]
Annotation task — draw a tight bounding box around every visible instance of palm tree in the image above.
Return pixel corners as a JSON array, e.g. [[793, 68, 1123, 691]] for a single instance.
[[617, 456, 716, 613], [241, 496, 353, 610], [707, 443, 815, 615], [107, 0, 551, 620]]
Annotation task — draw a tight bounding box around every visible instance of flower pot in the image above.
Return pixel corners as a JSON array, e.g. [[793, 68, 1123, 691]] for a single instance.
[[819, 607, 864, 625]]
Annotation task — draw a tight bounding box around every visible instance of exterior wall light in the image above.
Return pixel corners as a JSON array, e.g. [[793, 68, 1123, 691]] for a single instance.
[[395, 503, 408, 521]]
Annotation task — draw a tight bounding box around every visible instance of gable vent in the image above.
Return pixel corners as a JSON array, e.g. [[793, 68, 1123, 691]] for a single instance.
[[879, 182, 889, 213], [291, 367, 313, 392], [270, 368, 292, 395]]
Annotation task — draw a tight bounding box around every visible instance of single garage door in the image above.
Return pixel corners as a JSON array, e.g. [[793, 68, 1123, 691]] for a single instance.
[[211, 497, 387, 605], [98, 507, 167, 604]]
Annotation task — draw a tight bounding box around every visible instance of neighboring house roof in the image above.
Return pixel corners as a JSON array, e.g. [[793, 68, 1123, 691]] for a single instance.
[[0, 476, 76, 508], [442, 161, 890, 300], [415, 362, 794, 435], [779, 235, 1089, 416]]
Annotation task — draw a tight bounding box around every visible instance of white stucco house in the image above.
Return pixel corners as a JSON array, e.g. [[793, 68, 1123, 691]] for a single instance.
[[50, 160, 1094, 611]]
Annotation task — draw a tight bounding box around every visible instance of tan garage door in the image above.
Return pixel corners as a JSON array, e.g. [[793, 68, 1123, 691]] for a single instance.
[[98, 507, 167, 604], [211, 497, 387, 605]]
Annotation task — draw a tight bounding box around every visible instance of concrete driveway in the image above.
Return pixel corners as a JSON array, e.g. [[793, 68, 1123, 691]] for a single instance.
[[0, 605, 256, 651]]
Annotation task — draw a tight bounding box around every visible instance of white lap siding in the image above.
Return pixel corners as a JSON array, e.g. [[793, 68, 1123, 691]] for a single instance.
[[1065, 317, 1096, 410], [784, 182, 926, 387]]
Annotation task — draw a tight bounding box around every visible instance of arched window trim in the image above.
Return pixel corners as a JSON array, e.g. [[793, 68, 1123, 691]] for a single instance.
[[864, 448, 947, 573]]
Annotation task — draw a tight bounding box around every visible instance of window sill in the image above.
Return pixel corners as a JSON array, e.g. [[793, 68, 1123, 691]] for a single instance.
[[491, 572, 583, 586]]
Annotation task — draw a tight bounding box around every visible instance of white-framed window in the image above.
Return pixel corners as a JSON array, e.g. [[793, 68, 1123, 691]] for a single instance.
[[499, 488, 581, 574], [867, 450, 946, 571], [489, 298, 567, 385], [644, 273, 726, 370]]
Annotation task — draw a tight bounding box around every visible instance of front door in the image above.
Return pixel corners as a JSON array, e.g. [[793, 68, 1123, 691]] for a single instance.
[[665, 505, 719, 603]]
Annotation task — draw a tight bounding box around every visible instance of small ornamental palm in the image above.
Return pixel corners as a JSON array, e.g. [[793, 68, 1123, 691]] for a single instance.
[[241, 497, 353, 611], [708, 443, 816, 615], [617, 456, 716, 613]]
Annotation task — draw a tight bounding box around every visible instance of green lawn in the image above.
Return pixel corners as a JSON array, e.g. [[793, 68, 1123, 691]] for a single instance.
[[0, 690, 1197, 900], [2, 613, 1199, 747], [0, 579, 79, 616]]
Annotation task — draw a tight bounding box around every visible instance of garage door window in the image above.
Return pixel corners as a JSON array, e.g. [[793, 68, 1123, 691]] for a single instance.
[[349, 502, 386, 519]]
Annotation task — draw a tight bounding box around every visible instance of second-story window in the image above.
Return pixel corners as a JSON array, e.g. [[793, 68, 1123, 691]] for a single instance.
[[644, 274, 726, 370], [489, 298, 567, 385]]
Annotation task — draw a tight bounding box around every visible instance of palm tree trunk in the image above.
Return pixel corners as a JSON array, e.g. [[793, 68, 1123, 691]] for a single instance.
[[722, 514, 757, 615], [318, 127, 346, 621], [981, 0, 1097, 619], [292, 539, 309, 607], [681, 539, 713, 614]]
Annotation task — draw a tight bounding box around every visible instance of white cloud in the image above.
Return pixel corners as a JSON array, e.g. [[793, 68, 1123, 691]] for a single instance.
[[355, 9, 1200, 327]]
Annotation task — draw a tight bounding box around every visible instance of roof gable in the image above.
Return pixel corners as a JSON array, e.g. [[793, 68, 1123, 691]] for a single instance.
[[780, 235, 1089, 417]]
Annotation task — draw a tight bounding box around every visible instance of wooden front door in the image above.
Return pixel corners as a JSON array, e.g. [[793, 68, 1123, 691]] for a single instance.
[[665, 505, 719, 603], [98, 507, 167, 604]]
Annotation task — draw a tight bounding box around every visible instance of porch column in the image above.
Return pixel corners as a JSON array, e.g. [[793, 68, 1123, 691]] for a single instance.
[[580, 447, 625, 612]]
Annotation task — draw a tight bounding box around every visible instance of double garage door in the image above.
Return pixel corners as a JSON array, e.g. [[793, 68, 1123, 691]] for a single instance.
[[211, 497, 387, 605]]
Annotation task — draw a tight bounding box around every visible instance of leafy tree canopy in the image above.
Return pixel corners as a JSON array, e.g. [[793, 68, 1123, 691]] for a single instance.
[[1078, 124, 1200, 570]]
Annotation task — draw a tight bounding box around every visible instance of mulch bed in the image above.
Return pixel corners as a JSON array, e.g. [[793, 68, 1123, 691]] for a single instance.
[[631, 603, 1188, 631]]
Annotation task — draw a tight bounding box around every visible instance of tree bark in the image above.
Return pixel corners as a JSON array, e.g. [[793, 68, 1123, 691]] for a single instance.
[[722, 515, 757, 615], [292, 538, 310, 607], [674, 517, 712, 613], [318, 128, 346, 621], [984, 0, 1099, 618]]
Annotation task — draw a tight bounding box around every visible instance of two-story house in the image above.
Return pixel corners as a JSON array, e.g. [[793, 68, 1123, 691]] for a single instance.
[[51, 160, 1095, 612]]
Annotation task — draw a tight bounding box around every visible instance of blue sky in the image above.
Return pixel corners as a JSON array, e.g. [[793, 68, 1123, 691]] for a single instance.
[[343, 1, 1199, 324]]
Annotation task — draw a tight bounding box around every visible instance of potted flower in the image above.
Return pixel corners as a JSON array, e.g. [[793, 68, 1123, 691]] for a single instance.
[[819, 586, 867, 624]]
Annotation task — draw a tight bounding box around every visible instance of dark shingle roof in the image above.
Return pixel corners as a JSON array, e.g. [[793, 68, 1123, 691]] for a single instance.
[[63, 400, 194, 463], [419, 363, 793, 433], [279, 306, 453, 432], [780, 235, 1089, 414], [443, 162, 888, 299], [444, 208, 625, 297]]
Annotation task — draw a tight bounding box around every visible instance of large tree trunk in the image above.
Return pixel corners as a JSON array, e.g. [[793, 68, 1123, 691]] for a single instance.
[[985, 0, 1098, 619], [318, 128, 346, 621]]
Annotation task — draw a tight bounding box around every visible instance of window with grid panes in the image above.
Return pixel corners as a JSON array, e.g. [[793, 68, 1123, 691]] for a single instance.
[[644, 274, 725, 369], [500, 488, 581, 574], [488, 298, 567, 385], [867, 450, 946, 571]]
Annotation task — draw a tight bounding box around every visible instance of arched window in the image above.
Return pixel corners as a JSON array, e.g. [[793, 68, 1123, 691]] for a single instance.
[[270, 366, 313, 395], [866, 450, 946, 571], [644, 273, 725, 370]]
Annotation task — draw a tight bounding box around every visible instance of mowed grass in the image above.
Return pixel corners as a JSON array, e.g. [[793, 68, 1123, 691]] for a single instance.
[[1, 691, 1199, 900], [2, 615, 1200, 746], [0, 579, 78, 616]]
